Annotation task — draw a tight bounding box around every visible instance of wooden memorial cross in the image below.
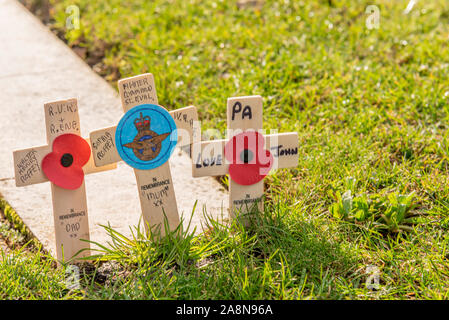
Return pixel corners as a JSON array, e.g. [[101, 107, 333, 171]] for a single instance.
[[13, 98, 116, 262], [89, 73, 198, 235], [192, 95, 299, 220]]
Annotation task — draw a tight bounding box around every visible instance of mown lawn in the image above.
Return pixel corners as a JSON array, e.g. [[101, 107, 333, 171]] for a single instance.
[[3, 0, 449, 299]]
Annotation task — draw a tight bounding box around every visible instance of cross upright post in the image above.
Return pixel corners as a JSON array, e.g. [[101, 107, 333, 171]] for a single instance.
[[89, 73, 198, 236], [13, 98, 116, 262], [192, 95, 299, 221]]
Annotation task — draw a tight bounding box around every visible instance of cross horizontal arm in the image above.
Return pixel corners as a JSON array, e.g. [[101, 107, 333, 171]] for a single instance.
[[192, 139, 228, 177], [264, 132, 299, 170], [13, 144, 50, 187], [90, 126, 120, 167], [169, 106, 200, 146], [84, 138, 117, 173], [191, 131, 299, 179], [90, 106, 198, 168], [13, 139, 116, 187]]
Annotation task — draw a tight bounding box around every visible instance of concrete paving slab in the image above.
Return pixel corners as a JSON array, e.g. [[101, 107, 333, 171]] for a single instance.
[[0, 0, 228, 257]]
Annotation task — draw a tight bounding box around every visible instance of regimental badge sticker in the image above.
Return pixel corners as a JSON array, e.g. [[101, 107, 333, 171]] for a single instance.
[[115, 104, 178, 170]]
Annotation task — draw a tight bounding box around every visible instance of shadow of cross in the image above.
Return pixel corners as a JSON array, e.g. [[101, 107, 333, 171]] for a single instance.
[[89, 73, 198, 236], [12, 98, 116, 262], [192, 95, 299, 220]]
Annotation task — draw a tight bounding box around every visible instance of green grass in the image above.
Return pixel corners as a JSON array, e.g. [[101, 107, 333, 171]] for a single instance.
[[5, 0, 449, 299]]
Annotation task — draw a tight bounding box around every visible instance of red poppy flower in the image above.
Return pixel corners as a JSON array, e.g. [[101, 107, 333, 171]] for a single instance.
[[42, 134, 91, 190], [224, 131, 273, 185]]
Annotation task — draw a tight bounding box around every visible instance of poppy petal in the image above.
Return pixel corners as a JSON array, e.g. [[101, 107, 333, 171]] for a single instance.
[[41, 134, 91, 190], [42, 152, 85, 190], [52, 133, 91, 166], [225, 132, 273, 185]]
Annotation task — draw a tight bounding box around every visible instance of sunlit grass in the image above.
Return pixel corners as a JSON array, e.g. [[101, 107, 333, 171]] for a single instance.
[[5, 0, 449, 299]]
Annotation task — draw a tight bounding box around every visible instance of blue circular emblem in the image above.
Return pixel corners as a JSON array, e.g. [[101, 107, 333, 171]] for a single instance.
[[116, 104, 178, 170]]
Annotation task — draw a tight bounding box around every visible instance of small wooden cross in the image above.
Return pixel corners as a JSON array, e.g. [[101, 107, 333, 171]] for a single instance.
[[192, 95, 299, 220], [89, 73, 198, 235], [13, 98, 116, 262]]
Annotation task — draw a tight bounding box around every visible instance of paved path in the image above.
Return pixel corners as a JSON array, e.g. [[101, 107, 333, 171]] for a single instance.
[[0, 0, 228, 257]]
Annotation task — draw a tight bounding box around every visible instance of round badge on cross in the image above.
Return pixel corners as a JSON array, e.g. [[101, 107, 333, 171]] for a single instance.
[[115, 104, 178, 170]]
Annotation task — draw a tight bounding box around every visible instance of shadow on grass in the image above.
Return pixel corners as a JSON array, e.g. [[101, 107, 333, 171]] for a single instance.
[[68, 200, 359, 299]]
